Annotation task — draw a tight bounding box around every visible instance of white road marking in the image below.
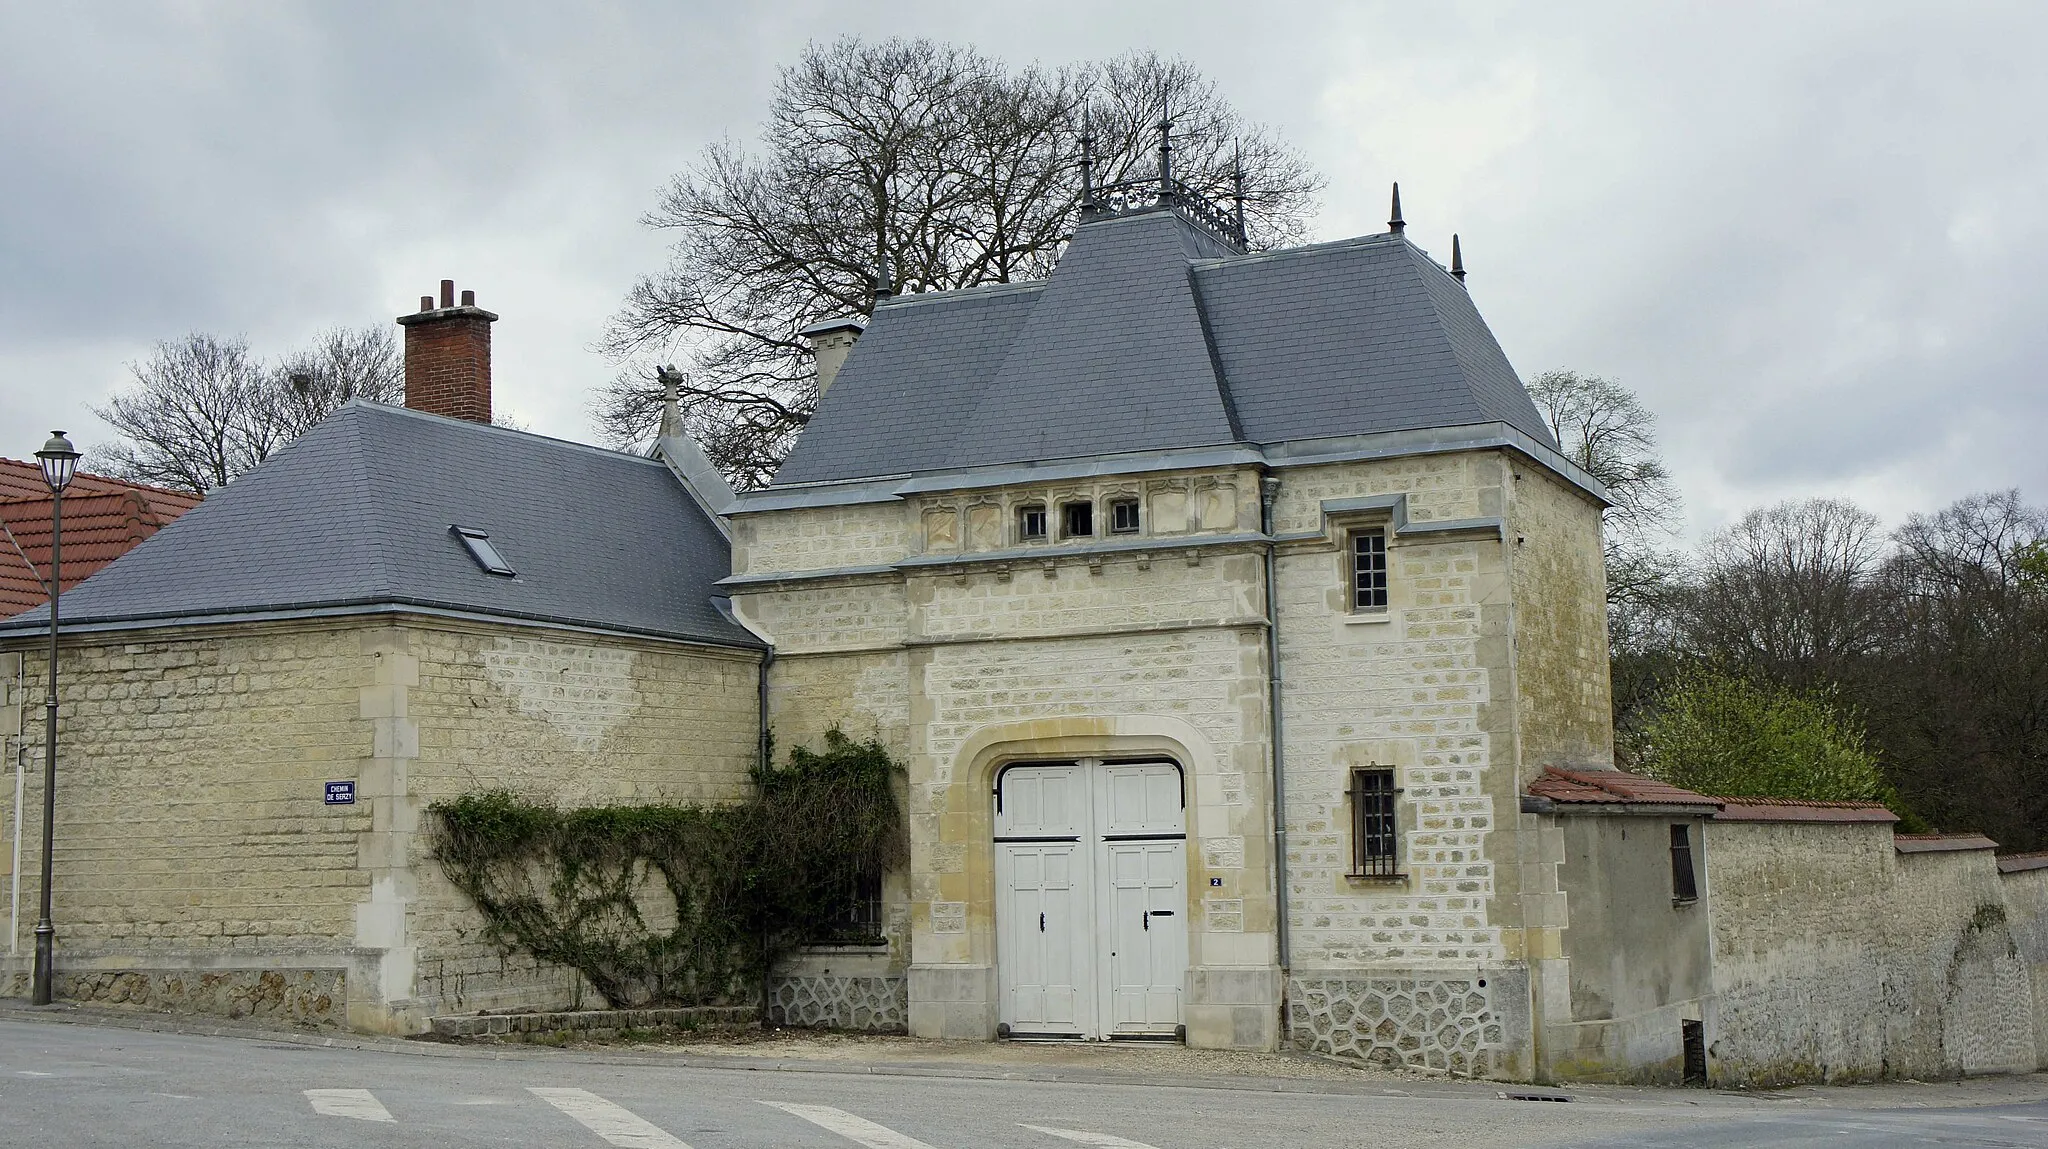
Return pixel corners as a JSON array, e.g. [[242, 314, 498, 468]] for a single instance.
[[760, 1101, 940, 1149], [1022, 1124, 1163, 1148], [304, 1088, 394, 1123], [530, 1087, 692, 1148]]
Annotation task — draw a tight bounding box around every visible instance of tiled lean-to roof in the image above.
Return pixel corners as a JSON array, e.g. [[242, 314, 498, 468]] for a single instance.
[[772, 207, 1560, 487], [0, 402, 759, 648], [1524, 766, 1722, 809]]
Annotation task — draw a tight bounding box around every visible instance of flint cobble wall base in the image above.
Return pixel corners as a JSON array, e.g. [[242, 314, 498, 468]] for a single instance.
[[1, 965, 345, 1026], [767, 974, 909, 1031], [1287, 971, 1511, 1077]]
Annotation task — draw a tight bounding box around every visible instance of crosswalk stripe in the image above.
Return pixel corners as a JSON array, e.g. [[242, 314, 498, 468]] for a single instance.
[[304, 1088, 394, 1123], [1021, 1124, 1163, 1148], [760, 1101, 940, 1149], [530, 1087, 692, 1148]]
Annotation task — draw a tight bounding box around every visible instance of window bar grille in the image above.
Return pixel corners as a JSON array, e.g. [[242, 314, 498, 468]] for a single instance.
[[1349, 768, 1400, 877]]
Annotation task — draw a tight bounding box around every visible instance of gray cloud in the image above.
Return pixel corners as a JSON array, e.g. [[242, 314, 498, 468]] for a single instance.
[[3, 0, 2042, 538]]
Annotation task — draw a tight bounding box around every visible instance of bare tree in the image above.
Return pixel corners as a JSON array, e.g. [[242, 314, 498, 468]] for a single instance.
[[1525, 370, 1684, 617], [595, 37, 1323, 486], [92, 325, 403, 493], [1678, 498, 1888, 686], [270, 325, 404, 438], [91, 334, 276, 493]]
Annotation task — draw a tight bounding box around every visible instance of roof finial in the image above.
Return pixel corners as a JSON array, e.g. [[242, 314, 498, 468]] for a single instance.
[[1388, 182, 1405, 234], [1157, 116, 1174, 191], [1451, 233, 1466, 284], [655, 365, 684, 439], [1079, 105, 1097, 210], [872, 232, 894, 302], [1231, 142, 1248, 245]]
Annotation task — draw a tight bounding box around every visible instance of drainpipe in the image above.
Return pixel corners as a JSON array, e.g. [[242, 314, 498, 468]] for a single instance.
[[1259, 475, 1291, 979], [757, 646, 776, 773]]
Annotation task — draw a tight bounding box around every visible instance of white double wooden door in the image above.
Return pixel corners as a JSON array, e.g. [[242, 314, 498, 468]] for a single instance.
[[994, 759, 1187, 1039]]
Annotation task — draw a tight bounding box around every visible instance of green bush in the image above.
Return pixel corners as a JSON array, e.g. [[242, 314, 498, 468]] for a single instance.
[[429, 727, 905, 1011], [1638, 668, 1895, 805]]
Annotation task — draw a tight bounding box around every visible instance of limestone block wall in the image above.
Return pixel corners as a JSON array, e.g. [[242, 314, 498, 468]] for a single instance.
[[1704, 822, 2040, 1084], [0, 617, 763, 1034], [397, 623, 761, 1025], [0, 624, 372, 1022], [1502, 463, 1612, 774]]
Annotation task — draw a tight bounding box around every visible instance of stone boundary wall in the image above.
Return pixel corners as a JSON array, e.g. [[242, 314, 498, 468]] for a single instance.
[[429, 1004, 756, 1040], [1705, 822, 2041, 1085], [2000, 864, 2048, 1069], [1287, 969, 1525, 1077]]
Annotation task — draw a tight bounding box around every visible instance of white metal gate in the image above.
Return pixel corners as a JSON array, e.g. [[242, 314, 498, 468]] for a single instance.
[[994, 759, 1186, 1039]]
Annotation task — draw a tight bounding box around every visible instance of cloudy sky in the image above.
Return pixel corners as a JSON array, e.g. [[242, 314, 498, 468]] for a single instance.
[[3, 1, 2040, 539]]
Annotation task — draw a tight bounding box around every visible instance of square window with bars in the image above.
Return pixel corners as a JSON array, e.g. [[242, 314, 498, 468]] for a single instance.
[[1348, 767, 1401, 878], [1352, 528, 1388, 611], [815, 867, 885, 943]]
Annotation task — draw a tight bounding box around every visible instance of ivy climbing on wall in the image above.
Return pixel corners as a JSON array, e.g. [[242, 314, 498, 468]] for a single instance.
[[429, 728, 906, 1010]]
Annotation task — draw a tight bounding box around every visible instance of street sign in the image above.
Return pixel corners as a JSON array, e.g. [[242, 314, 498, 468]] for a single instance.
[[324, 781, 356, 806]]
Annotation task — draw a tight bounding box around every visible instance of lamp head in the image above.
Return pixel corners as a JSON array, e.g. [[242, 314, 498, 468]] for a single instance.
[[36, 431, 80, 493]]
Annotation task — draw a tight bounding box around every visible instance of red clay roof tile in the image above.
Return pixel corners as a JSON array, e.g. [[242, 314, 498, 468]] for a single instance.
[[1893, 833, 1999, 853], [0, 484, 195, 617], [1711, 797, 1900, 824], [1525, 766, 1719, 808]]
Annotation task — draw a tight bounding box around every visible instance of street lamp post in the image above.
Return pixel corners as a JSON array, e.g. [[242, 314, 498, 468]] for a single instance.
[[30, 431, 78, 1006]]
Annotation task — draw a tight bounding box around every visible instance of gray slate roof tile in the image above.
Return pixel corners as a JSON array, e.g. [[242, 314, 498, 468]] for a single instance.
[[0, 402, 758, 647], [773, 208, 1559, 488]]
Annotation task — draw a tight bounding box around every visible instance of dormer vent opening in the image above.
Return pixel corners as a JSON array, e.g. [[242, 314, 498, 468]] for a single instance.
[[453, 526, 515, 577]]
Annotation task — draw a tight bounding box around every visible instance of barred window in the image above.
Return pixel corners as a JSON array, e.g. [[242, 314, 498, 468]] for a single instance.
[[1348, 767, 1401, 877], [1670, 824, 1699, 903], [1352, 528, 1388, 611], [816, 867, 885, 943]]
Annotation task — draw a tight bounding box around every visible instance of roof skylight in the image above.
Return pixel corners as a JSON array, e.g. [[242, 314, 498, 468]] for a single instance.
[[453, 526, 515, 577]]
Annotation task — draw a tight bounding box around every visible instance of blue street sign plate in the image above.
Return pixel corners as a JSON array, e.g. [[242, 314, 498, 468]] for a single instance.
[[325, 781, 356, 805]]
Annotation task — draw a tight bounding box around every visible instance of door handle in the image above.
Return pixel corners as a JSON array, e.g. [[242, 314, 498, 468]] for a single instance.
[[1150, 910, 1175, 917], [1040, 912, 1045, 932]]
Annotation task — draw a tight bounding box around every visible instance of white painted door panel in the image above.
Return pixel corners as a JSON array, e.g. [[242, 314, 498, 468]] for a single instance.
[[1102, 841, 1187, 1032], [997, 759, 1186, 1039]]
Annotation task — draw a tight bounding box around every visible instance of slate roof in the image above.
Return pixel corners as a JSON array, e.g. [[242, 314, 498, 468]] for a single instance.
[[0, 490, 192, 617], [0, 403, 759, 648], [773, 208, 1560, 486]]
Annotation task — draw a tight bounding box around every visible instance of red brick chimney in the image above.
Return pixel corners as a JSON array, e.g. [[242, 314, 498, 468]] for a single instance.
[[397, 279, 498, 423]]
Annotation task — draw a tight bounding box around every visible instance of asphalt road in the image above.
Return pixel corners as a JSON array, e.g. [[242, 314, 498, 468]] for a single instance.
[[1, 1018, 2044, 1148]]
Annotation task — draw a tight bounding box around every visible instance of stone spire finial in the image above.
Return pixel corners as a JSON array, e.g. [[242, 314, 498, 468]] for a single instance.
[[1451, 234, 1466, 284], [656, 365, 684, 439], [1388, 182, 1405, 234]]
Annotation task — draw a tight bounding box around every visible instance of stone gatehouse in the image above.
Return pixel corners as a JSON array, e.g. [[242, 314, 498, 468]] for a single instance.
[[4, 183, 2045, 1086]]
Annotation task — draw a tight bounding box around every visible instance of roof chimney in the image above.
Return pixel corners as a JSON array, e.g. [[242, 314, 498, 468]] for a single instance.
[[397, 280, 498, 423], [801, 316, 867, 397]]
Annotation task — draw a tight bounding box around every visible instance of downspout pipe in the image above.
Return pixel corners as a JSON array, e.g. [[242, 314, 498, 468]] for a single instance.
[[1259, 475, 1291, 977]]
